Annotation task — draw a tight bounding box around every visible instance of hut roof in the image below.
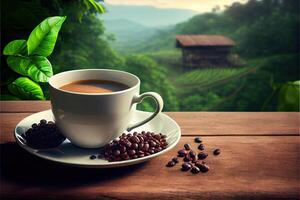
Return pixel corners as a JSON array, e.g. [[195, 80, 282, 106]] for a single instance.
[[176, 35, 235, 47]]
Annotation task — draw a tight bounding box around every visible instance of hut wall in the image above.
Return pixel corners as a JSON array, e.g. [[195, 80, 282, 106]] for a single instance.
[[181, 46, 232, 68]]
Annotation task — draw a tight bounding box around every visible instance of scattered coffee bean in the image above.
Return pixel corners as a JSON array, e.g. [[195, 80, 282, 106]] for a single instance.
[[24, 119, 66, 149], [90, 155, 96, 160], [102, 132, 168, 162], [183, 155, 190, 162], [184, 143, 191, 150], [177, 149, 186, 157], [195, 160, 206, 168], [194, 137, 202, 143], [191, 166, 200, 174], [198, 152, 208, 160], [166, 135, 219, 174], [189, 150, 196, 159], [166, 161, 176, 167], [172, 157, 179, 163], [199, 163, 210, 173], [213, 148, 221, 155], [198, 144, 205, 150], [181, 162, 192, 171]]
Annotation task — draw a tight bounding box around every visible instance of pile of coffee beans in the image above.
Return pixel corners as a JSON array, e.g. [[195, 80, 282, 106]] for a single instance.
[[22, 119, 66, 149], [166, 136, 221, 174], [94, 132, 168, 162]]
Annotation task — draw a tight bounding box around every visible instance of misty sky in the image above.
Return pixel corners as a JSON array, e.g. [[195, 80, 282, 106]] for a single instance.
[[106, 0, 248, 12]]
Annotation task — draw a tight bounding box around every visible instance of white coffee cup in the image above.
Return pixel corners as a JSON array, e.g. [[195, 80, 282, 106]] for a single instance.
[[49, 69, 163, 148]]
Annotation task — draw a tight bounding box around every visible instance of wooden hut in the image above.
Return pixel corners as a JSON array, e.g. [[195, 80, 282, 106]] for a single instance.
[[176, 35, 235, 68]]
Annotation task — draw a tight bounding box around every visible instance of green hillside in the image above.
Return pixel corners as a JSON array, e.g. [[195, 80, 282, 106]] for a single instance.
[[126, 0, 299, 56]]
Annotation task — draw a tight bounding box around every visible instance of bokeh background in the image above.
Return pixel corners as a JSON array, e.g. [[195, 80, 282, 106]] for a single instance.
[[1, 0, 299, 111]]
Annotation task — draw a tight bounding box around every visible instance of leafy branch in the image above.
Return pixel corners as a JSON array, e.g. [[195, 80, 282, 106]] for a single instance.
[[3, 16, 66, 100]]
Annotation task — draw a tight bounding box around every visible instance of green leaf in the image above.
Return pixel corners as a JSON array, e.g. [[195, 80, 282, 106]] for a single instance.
[[7, 56, 53, 82], [277, 81, 300, 111], [27, 16, 66, 57], [3, 40, 27, 56], [8, 77, 45, 100], [87, 0, 105, 13]]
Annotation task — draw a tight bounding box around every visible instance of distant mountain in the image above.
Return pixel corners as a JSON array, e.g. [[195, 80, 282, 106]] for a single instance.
[[101, 4, 198, 27], [103, 19, 161, 53]]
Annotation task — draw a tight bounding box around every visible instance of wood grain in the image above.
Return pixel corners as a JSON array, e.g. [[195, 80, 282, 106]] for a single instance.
[[0, 101, 50, 113], [1, 136, 299, 199]]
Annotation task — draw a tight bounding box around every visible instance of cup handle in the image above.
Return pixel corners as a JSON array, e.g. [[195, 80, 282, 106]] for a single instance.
[[127, 92, 164, 132]]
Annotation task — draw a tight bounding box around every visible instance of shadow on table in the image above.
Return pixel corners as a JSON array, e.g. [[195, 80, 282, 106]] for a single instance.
[[0, 142, 146, 188]]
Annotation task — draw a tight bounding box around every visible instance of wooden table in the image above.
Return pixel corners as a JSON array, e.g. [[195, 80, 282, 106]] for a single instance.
[[1, 101, 299, 200]]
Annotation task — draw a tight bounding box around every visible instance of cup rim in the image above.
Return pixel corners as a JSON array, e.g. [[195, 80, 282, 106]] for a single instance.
[[49, 69, 140, 96]]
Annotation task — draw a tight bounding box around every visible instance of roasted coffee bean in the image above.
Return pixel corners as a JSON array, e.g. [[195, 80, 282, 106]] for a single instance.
[[181, 162, 192, 171], [138, 142, 144, 149], [113, 149, 121, 156], [198, 144, 205, 150], [128, 149, 136, 156], [149, 149, 155, 154], [131, 143, 139, 150], [194, 137, 202, 143], [199, 164, 210, 173], [195, 161, 206, 168], [40, 119, 47, 124], [31, 123, 38, 129], [138, 135, 144, 143], [130, 136, 140, 143], [125, 141, 132, 148], [131, 155, 138, 159], [198, 152, 208, 160], [166, 161, 176, 167], [120, 145, 126, 153], [145, 152, 150, 156], [189, 150, 196, 158], [178, 149, 186, 157], [149, 140, 157, 147], [149, 147, 155, 151], [138, 153, 145, 158], [143, 143, 150, 151], [184, 143, 191, 150], [213, 148, 221, 155], [172, 157, 179, 163], [183, 155, 190, 162], [90, 155, 96, 159], [154, 134, 161, 140], [191, 166, 200, 174]]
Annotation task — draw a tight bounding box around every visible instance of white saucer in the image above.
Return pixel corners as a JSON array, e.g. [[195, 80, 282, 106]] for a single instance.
[[14, 110, 181, 168]]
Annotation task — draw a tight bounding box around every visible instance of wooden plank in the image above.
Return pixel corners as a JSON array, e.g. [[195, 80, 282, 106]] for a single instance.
[[1, 136, 299, 199], [0, 101, 50, 113], [1, 112, 299, 141], [166, 112, 300, 136]]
